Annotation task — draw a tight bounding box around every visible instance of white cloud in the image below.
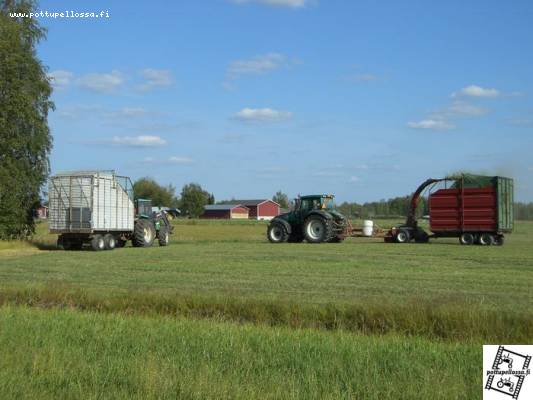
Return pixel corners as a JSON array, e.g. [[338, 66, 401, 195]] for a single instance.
[[48, 70, 73, 88], [105, 107, 148, 118], [143, 156, 193, 164], [227, 53, 288, 78], [453, 85, 500, 98], [407, 119, 454, 130], [230, 0, 308, 8], [234, 107, 293, 122], [349, 176, 360, 183], [111, 135, 166, 147], [138, 69, 173, 91], [445, 101, 489, 116], [78, 70, 124, 93]]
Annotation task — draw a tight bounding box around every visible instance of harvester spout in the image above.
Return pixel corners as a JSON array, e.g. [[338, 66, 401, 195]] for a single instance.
[[405, 178, 444, 228]]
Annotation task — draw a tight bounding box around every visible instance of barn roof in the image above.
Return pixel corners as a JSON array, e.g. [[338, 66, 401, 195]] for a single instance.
[[233, 199, 279, 207], [204, 204, 248, 211]]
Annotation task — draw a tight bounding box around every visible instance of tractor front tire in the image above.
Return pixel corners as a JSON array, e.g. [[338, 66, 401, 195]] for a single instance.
[[91, 234, 105, 251], [303, 216, 333, 243], [132, 219, 156, 247], [158, 226, 170, 246], [267, 222, 289, 243]]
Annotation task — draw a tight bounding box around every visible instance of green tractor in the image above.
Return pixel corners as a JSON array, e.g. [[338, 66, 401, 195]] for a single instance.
[[131, 199, 173, 247], [267, 194, 348, 243]]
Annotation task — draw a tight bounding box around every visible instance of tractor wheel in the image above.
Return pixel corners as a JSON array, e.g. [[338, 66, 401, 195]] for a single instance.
[[158, 226, 170, 246], [303, 216, 333, 243], [116, 238, 127, 248], [459, 232, 475, 245], [395, 229, 410, 244], [104, 234, 116, 250], [132, 219, 156, 247], [91, 234, 105, 251], [479, 233, 494, 246], [267, 222, 289, 243]]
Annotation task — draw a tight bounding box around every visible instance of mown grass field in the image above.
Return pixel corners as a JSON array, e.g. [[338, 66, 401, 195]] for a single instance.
[[0, 219, 532, 399]]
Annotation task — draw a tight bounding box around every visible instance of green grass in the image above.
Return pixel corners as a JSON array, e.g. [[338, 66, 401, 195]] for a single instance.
[[0, 219, 532, 398], [0, 220, 532, 341], [0, 306, 479, 400]]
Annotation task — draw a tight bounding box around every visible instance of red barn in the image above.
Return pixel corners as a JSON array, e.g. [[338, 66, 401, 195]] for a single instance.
[[234, 200, 280, 220], [201, 204, 249, 219]]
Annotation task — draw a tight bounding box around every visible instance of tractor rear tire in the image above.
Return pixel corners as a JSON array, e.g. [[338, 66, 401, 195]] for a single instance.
[[459, 232, 475, 245], [395, 229, 410, 244], [158, 226, 170, 246], [91, 234, 105, 251], [267, 222, 289, 243], [303, 216, 333, 243], [132, 219, 156, 247], [104, 234, 116, 250]]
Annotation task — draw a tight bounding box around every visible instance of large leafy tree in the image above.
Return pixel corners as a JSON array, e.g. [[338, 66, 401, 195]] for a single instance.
[[133, 177, 178, 207], [0, 0, 53, 239], [272, 190, 289, 209], [179, 183, 211, 218]]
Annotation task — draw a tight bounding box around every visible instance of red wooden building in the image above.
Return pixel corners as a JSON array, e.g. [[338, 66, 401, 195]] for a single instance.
[[201, 204, 249, 219], [234, 200, 280, 220]]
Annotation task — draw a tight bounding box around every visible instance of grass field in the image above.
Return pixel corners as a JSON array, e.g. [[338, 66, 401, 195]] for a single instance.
[[0, 219, 532, 398]]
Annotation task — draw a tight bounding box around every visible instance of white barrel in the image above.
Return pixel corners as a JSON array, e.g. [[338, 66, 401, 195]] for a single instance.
[[362, 220, 374, 237]]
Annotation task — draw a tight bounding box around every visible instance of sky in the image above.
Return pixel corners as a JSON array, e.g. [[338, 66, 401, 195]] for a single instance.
[[36, 0, 533, 202]]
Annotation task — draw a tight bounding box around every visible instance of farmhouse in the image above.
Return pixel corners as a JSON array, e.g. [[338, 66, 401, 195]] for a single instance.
[[234, 199, 280, 220], [201, 204, 249, 219]]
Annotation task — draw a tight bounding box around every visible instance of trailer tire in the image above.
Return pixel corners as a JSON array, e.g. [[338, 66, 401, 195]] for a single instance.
[[158, 226, 169, 246], [104, 234, 116, 250], [459, 232, 475, 245], [91, 234, 105, 251], [395, 229, 410, 243], [267, 222, 289, 243], [479, 233, 494, 246], [132, 219, 156, 247], [494, 235, 504, 246]]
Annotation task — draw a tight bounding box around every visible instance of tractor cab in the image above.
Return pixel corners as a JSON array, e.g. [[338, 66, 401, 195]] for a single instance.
[[294, 195, 335, 212], [135, 199, 153, 218]]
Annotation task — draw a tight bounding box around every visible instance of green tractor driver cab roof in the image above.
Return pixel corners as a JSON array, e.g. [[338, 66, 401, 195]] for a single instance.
[[296, 194, 335, 210]]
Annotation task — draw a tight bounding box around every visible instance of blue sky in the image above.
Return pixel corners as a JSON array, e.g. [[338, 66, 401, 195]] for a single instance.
[[38, 0, 533, 202]]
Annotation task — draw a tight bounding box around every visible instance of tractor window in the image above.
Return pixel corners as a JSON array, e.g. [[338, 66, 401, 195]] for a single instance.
[[300, 199, 312, 210], [322, 197, 334, 209]]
